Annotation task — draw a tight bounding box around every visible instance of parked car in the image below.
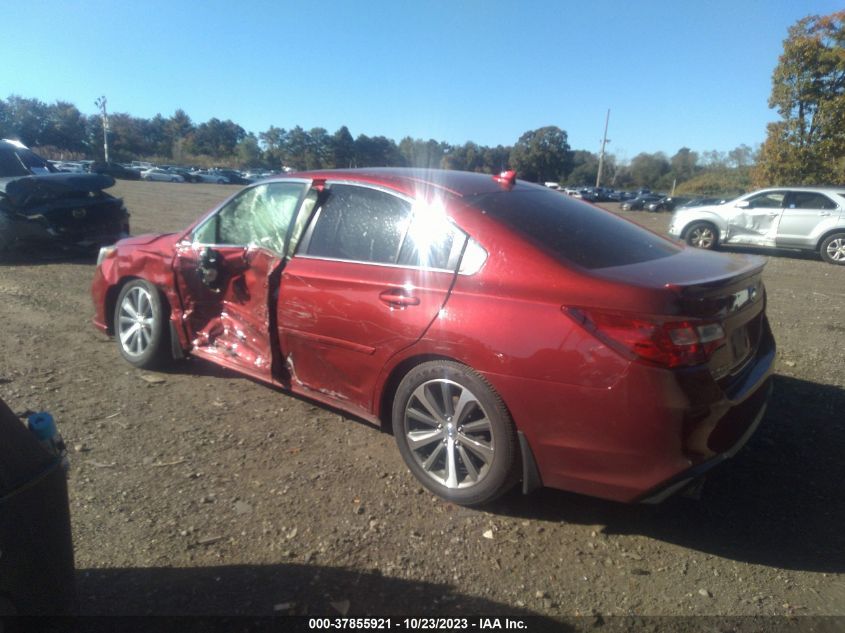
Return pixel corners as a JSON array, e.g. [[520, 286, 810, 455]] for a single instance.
[[91, 161, 141, 180], [0, 139, 129, 256], [677, 197, 727, 209], [190, 170, 229, 184], [141, 168, 184, 183], [647, 196, 691, 212], [210, 169, 251, 185], [92, 169, 774, 506], [165, 167, 202, 183], [668, 187, 845, 265], [621, 193, 663, 210]]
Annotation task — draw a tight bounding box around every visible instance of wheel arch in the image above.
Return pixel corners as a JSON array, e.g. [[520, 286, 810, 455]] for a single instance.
[[815, 227, 845, 251], [376, 353, 457, 432], [680, 217, 720, 240]]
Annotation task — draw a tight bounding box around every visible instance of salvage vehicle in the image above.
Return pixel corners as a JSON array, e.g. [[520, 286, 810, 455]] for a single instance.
[[669, 187, 845, 265], [92, 169, 775, 506], [0, 139, 130, 256]]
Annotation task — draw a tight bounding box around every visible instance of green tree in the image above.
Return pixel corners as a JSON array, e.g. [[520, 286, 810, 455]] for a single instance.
[[628, 152, 670, 188], [399, 137, 450, 169], [566, 150, 600, 185], [259, 126, 287, 169], [510, 126, 571, 182], [236, 133, 262, 168], [2, 96, 49, 146], [331, 125, 355, 168], [669, 147, 699, 183], [755, 10, 845, 185]]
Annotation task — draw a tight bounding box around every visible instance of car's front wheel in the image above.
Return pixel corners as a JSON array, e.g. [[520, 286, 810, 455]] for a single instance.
[[685, 221, 719, 249], [820, 232, 845, 265], [392, 361, 518, 506], [114, 279, 170, 368]]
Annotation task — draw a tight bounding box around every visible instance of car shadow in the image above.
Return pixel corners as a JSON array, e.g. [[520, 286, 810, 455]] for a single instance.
[[488, 374, 845, 574], [75, 562, 560, 623]]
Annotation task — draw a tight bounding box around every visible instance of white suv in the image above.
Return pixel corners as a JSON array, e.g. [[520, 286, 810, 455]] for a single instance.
[[668, 187, 845, 265]]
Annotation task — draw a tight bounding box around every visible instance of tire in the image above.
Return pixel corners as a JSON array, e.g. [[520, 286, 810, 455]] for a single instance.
[[392, 361, 518, 506], [820, 232, 845, 265], [114, 279, 171, 368], [685, 221, 719, 249]]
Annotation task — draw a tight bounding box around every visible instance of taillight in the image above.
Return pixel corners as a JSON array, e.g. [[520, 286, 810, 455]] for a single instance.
[[565, 307, 726, 368]]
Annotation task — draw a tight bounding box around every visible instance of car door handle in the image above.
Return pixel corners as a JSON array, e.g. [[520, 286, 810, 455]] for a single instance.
[[820, 211, 832, 216], [379, 291, 420, 307]]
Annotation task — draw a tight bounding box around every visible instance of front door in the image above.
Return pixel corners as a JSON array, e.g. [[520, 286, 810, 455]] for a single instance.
[[174, 180, 309, 383], [725, 190, 787, 246]]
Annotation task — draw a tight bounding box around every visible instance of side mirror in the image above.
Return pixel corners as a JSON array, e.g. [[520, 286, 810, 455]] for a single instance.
[[735, 200, 750, 209]]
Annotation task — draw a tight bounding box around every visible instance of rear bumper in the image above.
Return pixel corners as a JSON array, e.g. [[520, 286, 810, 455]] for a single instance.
[[637, 377, 772, 503], [486, 316, 776, 503]]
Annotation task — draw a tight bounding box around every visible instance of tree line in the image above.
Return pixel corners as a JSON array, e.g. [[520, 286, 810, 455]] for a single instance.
[[0, 96, 761, 194]]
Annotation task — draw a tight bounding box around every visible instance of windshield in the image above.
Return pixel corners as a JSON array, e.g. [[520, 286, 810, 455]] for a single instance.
[[0, 143, 57, 177]]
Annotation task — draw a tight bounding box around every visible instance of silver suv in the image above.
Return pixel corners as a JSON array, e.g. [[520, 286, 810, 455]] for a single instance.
[[668, 187, 845, 265]]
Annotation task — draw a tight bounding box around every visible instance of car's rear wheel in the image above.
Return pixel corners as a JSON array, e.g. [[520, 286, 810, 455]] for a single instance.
[[685, 221, 718, 249], [820, 232, 845, 265], [114, 279, 170, 368], [392, 361, 518, 506]]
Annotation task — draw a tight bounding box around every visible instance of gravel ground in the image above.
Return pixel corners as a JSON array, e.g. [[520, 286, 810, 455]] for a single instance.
[[0, 180, 843, 618]]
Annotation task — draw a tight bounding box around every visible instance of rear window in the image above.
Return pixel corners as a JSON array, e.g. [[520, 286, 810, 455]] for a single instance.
[[467, 187, 680, 269]]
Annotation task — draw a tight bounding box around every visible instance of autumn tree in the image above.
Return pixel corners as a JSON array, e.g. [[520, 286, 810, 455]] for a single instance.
[[755, 10, 845, 185]]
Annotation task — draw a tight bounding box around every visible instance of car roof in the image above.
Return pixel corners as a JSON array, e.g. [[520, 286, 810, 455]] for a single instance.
[[756, 186, 845, 193], [280, 167, 527, 198]]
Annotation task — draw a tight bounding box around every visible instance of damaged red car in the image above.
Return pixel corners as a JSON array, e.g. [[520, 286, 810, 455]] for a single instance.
[[91, 169, 775, 506]]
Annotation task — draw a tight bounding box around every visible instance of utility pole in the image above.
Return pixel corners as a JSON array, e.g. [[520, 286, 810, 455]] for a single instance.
[[94, 96, 110, 163], [595, 109, 611, 188]]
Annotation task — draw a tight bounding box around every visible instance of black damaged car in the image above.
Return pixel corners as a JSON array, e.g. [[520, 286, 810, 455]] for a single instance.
[[0, 139, 129, 256]]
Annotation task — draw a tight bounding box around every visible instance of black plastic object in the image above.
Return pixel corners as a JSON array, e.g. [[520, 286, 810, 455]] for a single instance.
[[0, 397, 76, 615]]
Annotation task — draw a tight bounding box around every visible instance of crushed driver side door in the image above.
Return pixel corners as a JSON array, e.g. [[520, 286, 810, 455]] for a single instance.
[[173, 180, 310, 384]]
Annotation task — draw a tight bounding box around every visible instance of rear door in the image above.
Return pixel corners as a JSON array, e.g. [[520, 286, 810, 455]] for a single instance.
[[278, 183, 465, 414], [173, 180, 309, 383], [777, 190, 839, 247]]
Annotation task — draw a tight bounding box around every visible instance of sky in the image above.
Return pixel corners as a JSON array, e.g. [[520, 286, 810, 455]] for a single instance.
[[3, 0, 842, 160]]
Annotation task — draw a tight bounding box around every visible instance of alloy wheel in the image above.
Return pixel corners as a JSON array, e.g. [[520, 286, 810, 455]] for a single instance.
[[118, 285, 156, 357], [403, 379, 494, 490], [688, 225, 715, 249], [826, 237, 845, 262]]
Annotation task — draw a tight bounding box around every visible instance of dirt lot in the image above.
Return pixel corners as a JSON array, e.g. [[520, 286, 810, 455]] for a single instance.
[[1, 180, 843, 619]]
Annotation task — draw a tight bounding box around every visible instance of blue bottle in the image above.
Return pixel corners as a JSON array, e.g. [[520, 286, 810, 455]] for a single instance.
[[27, 412, 70, 471]]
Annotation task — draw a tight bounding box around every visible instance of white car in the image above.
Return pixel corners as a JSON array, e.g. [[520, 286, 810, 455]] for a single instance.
[[668, 187, 845, 265], [141, 168, 184, 183]]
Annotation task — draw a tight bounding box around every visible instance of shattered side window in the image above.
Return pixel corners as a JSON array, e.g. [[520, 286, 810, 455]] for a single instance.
[[306, 185, 412, 264], [196, 182, 306, 254]]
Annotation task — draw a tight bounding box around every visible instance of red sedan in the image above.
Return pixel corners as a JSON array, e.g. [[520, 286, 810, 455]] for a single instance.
[[91, 169, 775, 506]]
